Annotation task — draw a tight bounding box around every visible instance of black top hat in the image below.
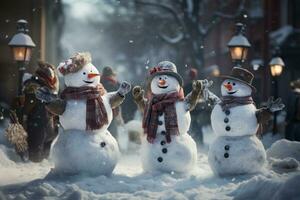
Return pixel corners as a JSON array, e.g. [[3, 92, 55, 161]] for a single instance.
[[221, 67, 256, 92], [148, 61, 183, 86]]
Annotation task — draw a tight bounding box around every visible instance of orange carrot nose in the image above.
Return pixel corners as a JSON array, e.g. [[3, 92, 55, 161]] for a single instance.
[[88, 73, 100, 79], [159, 79, 166, 85], [223, 83, 233, 91]]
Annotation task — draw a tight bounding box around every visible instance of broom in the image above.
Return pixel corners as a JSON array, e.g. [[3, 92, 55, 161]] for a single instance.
[[5, 110, 28, 156]]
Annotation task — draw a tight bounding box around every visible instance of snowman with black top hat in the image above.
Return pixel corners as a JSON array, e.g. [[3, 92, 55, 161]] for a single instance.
[[206, 67, 284, 176]]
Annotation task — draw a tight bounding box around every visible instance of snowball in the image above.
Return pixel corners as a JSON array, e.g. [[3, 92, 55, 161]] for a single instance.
[[269, 157, 299, 173], [267, 139, 300, 162]]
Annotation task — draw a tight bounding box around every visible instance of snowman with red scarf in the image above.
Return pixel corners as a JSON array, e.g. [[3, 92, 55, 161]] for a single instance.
[[133, 61, 208, 173], [206, 67, 284, 176], [36, 52, 131, 176]]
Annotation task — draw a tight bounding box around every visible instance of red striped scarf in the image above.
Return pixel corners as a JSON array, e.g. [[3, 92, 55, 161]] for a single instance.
[[61, 84, 108, 131], [143, 89, 184, 143]]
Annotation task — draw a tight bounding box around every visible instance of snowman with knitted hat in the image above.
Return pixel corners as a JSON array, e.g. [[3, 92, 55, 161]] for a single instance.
[[132, 61, 209, 173], [36, 52, 131, 176], [205, 67, 284, 176]]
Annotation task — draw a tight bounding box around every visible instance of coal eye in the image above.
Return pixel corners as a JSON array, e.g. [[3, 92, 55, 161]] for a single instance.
[[227, 81, 230, 84], [233, 83, 236, 86], [83, 72, 86, 75], [159, 77, 162, 80]]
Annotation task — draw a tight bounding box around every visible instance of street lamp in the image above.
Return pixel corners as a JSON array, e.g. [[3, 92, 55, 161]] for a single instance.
[[269, 55, 285, 134], [227, 23, 251, 67], [8, 19, 36, 96]]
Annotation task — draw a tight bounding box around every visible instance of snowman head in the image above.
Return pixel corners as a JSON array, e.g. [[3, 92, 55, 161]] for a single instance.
[[221, 79, 252, 97], [151, 75, 180, 94], [148, 61, 183, 95], [220, 67, 256, 97], [58, 52, 101, 88]]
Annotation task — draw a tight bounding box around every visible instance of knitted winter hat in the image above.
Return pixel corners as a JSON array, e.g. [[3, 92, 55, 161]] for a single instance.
[[57, 52, 92, 76]]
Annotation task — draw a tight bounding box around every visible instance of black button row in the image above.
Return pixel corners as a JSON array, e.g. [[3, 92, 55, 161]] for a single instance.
[[224, 144, 230, 158]]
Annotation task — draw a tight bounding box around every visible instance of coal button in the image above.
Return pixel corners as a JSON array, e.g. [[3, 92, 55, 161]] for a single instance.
[[225, 126, 231, 131], [224, 153, 229, 158], [157, 157, 163, 162], [225, 110, 230, 115], [160, 141, 166, 145], [158, 121, 163, 125], [224, 145, 230, 150], [224, 118, 229, 123], [161, 131, 166, 135], [162, 148, 168, 154], [100, 142, 106, 147], [158, 112, 163, 116]]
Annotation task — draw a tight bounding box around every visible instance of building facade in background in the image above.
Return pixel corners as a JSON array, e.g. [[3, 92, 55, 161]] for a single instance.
[[0, 0, 63, 105]]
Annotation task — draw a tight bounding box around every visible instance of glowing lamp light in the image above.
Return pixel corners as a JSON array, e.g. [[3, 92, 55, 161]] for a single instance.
[[269, 57, 285, 77], [227, 23, 251, 66]]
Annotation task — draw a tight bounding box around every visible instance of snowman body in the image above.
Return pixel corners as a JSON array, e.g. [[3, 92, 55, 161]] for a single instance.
[[211, 103, 258, 137], [52, 58, 120, 176], [141, 101, 197, 173], [141, 72, 197, 173], [208, 78, 266, 176], [208, 135, 266, 176]]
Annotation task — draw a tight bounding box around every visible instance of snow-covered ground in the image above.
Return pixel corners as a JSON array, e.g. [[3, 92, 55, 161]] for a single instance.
[[0, 125, 300, 200]]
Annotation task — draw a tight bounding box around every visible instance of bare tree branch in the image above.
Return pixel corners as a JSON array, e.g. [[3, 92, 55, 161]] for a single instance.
[[134, 0, 186, 43], [204, 0, 246, 35]]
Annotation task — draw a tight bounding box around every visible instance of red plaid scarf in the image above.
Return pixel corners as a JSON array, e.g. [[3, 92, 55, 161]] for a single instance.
[[220, 96, 254, 111], [143, 89, 184, 143], [61, 84, 108, 131]]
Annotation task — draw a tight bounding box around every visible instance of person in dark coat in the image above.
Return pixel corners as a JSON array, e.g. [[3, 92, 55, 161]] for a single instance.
[[22, 61, 60, 162], [100, 66, 124, 138]]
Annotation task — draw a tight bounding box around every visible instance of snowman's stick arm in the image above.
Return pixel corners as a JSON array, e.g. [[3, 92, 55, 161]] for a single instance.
[[109, 92, 125, 109], [132, 86, 147, 113], [184, 89, 201, 111], [45, 99, 66, 115], [134, 97, 147, 113], [255, 108, 273, 125]]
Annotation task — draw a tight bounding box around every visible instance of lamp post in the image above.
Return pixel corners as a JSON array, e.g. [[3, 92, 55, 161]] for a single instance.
[[269, 56, 285, 134], [227, 23, 251, 67], [8, 19, 35, 124], [8, 19, 36, 96]]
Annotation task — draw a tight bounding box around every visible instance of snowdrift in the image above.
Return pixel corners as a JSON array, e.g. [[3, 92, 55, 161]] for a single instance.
[[0, 139, 299, 200]]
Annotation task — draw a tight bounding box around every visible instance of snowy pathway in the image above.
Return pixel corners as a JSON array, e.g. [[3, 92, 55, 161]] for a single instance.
[[0, 141, 300, 200]]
